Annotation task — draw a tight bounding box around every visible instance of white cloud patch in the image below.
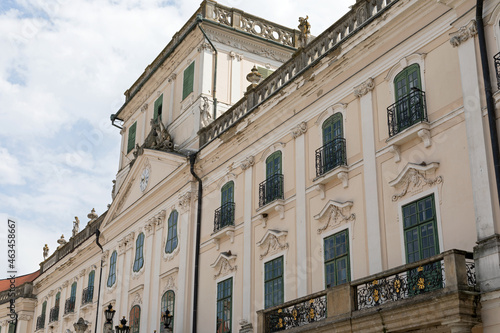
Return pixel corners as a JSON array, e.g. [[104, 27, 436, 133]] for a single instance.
[[0, 147, 25, 185]]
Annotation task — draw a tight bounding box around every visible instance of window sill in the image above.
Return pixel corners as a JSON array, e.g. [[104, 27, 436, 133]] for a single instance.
[[386, 122, 431, 162], [211, 225, 235, 250], [312, 166, 349, 198]]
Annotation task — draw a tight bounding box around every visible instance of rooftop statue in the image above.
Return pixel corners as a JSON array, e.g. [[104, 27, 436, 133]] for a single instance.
[[298, 16, 311, 48]]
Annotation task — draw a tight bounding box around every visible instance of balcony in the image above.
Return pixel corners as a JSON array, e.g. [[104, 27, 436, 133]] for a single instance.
[[64, 297, 75, 315], [259, 174, 284, 208], [49, 306, 59, 323], [81, 286, 94, 305], [214, 202, 235, 232], [495, 52, 500, 90], [36, 315, 45, 330], [257, 250, 479, 332], [387, 89, 427, 138], [315, 138, 347, 178]]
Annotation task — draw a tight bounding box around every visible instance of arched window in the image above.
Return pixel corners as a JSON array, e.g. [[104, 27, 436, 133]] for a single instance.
[[133, 233, 145, 272], [218, 181, 235, 229], [319, 113, 346, 174], [390, 64, 425, 135], [165, 211, 178, 254], [70, 282, 77, 300], [322, 113, 343, 144], [55, 292, 60, 307], [107, 251, 117, 287], [42, 301, 47, 317], [83, 270, 95, 304], [160, 290, 175, 333], [129, 305, 141, 333], [261, 151, 283, 206]]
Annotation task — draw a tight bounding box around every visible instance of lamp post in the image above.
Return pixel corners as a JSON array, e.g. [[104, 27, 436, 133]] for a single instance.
[[74, 318, 89, 333], [103, 304, 116, 333], [115, 316, 130, 333], [162, 310, 173, 333]]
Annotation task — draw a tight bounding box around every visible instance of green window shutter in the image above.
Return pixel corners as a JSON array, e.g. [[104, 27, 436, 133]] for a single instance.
[[394, 64, 421, 101], [127, 122, 137, 153], [322, 113, 343, 144], [266, 151, 282, 179], [182, 62, 195, 100], [264, 256, 284, 308], [257, 66, 274, 79], [324, 229, 350, 288], [154, 94, 163, 122], [221, 181, 234, 205]]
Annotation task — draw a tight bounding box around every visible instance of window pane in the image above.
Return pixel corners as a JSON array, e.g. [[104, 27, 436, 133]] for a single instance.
[[324, 230, 350, 288], [127, 122, 137, 153]]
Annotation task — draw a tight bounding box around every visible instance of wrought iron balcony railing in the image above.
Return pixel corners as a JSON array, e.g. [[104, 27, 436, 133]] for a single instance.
[[259, 174, 284, 207], [81, 286, 94, 305], [315, 138, 347, 177], [387, 89, 427, 137], [64, 297, 76, 314], [495, 52, 500, 90], [214, 202, 235, 232], [36, 315, 45, 330], [49, 306, 59, 323]]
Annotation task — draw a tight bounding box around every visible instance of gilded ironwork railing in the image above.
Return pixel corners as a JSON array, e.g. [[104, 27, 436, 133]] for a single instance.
[[64, 297, 76, 314], [387, 89, 427, 137], [264, 291, 327, 332], [214, 202, 235, 232], [82, 286, 94, 305], [36, 315, 45, 330], [315, 138, 347, 177], [494, 52, 500, 90], [49, 306, 59, 323], [259, 174, 284, 207]]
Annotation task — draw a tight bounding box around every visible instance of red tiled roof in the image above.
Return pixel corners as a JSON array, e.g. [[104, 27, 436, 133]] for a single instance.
[[0, 271, 40, 292]]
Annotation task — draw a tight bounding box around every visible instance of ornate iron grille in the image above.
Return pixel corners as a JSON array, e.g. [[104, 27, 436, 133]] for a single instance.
[[259, 174, 284, 207], [64, 297, 75, 314], [36, 315, 45, 330], [387, 89, 427, 137], [81, 286, 94, 305], [49, 306, 59, 323], [265, 295, 327, 332], [315, 138, 347, 177], [495, 52, 500, 90], [356, 261, 444, 310], [466, 260, 477, 288], [214, 202, 235, 232]]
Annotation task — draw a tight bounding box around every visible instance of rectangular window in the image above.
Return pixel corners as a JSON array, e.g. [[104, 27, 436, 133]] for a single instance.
[[182, 62, 195, 100], [127, 121, 137, 153], [403, 194, 439, 263], [216, 278, 232, 333], [264, 256, 284, 309], [154, 94, 163, 122], [324, 229, 350, 288]]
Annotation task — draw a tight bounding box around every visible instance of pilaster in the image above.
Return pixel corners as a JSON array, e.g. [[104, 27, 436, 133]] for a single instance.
[[150, 210, 165, 333], [168, 74, 176, 125], [142, 219, 156, 333], [177, 197, 191, 333], [241, 155, 254, 326]]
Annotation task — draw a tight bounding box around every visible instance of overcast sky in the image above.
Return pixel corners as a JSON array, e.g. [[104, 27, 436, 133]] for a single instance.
[[0, 0, 354, 277]]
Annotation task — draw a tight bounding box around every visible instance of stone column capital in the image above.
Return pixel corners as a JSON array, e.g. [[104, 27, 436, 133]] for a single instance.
[[450, 20, 477, 47], [240, 156, 255, 170], [353, 77, 375, 98], [291, 122, 308, 139]]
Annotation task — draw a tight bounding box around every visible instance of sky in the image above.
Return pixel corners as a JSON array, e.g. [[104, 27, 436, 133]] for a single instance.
[[0, 0, 354, 278]]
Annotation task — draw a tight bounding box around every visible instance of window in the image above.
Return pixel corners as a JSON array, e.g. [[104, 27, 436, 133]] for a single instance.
[[257, 66, 274, 79], [260, 151, 283, 206], [182, 62, 195, 100], [129, 305, 140, 333], [8, 323, 14, 333], [42, 301, 47, 317], [107, 251, 117, 287], [154, 94, 163, 123], [216, 278, 232, 333], [70, 282, 77, 300], [160, 290, 175, 333], [55, 292, 60, 307], [133, 233, 145, 272], [264, 256, 284, 309], [324, 229, 350, 288], [165, 211, 178, 254], [84, 270, 95, 304], [216, 181, 235, 230], [317, 113, 346, 176], [127, 121, 137, 153], [388, 64, 426, 136], [88, 270, 95, 289], [403, 194, 439, 263]]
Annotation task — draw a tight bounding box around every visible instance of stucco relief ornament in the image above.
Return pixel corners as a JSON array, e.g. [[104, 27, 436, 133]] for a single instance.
[[178, 191, 192, 212], [163, 275, 177, 293], [240, 155, 255, 170], [291, 122, 308, 139], [450, 20, 477, 47], [131, 292, 142, 306], [390, 162, 442, 201], [211, 252, 237, 279], [257, 230, 289, 260], [353, 77, 375, 98], [314, 201, 355, 235]]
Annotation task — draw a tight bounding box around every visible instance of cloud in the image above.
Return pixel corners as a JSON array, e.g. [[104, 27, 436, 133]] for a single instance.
[[0, 147, 25, 185]]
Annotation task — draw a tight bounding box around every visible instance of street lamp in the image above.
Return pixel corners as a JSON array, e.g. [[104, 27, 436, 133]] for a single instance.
[[115, 316, 130, 333], [162, 309, 173, 330], [105, 304, 116, 324], [74, 318, 89, 333]]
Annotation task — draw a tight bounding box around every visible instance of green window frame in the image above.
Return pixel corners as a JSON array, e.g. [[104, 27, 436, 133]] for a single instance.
[[7, 323, 14, 333], [70, 282, 77, 300], [107, 251, 117, 287], [165, 211, 178, 254], [127, 122, 137, 154], [394, 64, 421, 101], [182, 62, 195, 100], [266, 151, 282, 178], [160, 290, 175, 333], [221, 181, 234, 205], [88, 270, 95, 289], [393, 64, 423, 132], [129, 305, 140, 333], [154, 94, 163, 123], [133, 233, 145, 272], [322, 113, 343, 144], [55, 291, 60, 307], [264, 256, 284, 309], [216, 277, 232, 333], [257, 66, 274, 79], [324, 229, 350, 288], [403, 194, 439, 263], [42, 301, 47, 317]]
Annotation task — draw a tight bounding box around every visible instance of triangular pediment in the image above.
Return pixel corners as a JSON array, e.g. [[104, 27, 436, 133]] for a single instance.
[[102, 149, 186, 227]]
